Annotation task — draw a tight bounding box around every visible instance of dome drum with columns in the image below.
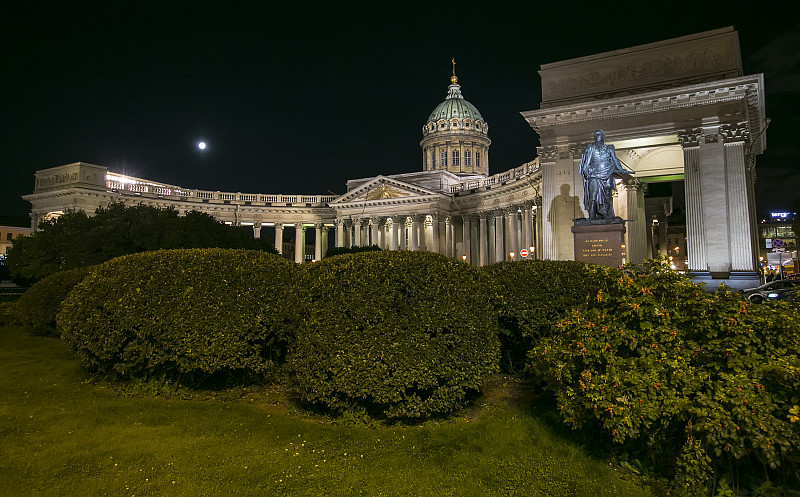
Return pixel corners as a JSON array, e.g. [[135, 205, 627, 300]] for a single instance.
[[22, 29, 767, 290]]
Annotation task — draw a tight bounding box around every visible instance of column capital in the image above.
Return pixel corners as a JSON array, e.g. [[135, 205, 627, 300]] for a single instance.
[[493, 208, 509, 218], [294, 222, 306, 231], [537, 145, 558, 162], [677, 128, 702, 148], [621, 176, 646, 192], [719, 122, 749, 144]]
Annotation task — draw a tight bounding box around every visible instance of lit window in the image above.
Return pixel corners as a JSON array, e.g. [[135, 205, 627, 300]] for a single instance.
[[452, 150, 460, 166], [465, 150, 471, 167]]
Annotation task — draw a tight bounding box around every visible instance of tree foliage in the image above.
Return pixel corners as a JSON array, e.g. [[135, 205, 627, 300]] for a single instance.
[[6, 203, 277, 282]]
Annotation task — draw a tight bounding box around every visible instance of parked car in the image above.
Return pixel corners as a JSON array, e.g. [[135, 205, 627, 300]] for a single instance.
[[742, 279, 800, 303]]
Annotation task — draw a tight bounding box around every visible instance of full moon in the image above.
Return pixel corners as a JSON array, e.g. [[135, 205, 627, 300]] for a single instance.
[[198, 141, 206, 150]]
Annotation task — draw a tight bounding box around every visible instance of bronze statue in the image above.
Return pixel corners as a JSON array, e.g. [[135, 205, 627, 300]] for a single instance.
[[578, 130, 634, 220]]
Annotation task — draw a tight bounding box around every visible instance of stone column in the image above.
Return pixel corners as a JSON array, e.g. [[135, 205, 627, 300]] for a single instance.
[[410, 216, 419, 251], [462, 215, 472, 264], [488, 214, 496, 264], [430, 214, 440, 254], [618, 179, 647, 264], [314, 223, 324, 261], [253, 223, 262, 239], [294, 223, 306, 264], [479, 213, 489, 266], [494, 210, 505, 263], [390, 216, 400, 251], [370, 217, 380, 248], [400, 217, 408, 250], [335, 219, 345, 248], [321, 225, 329, 258], [521, 204, 530, 254], [539, 144, 582, 261], [275, 224, 284, 255], [417, 215, 427, 252], [506, 210, 517, 261], [680, 129, 707, 272], [722, 126, 756, 271], [445, 216, 454, 258], [534, 204, 543, 260], [352, 219, 362, 248]]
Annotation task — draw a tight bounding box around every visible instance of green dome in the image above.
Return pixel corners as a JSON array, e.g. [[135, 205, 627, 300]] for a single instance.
[[427, 84, 484, 122]]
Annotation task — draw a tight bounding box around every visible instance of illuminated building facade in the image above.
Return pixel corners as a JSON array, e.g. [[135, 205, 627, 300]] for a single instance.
[[23, 28, 767, 289]]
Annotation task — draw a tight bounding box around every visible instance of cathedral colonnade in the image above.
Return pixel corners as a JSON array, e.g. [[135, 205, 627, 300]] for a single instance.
[[331, 204, 538, 265]]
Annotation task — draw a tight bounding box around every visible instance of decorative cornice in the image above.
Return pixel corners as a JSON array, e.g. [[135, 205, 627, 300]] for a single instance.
[[524, 76, 762, 131]]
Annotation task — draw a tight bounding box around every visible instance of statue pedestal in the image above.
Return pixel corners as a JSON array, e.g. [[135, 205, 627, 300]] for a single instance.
[[571, 218, 627, 268]]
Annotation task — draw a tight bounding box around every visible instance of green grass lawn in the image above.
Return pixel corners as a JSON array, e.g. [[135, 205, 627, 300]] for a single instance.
[[0, 326, 655, 497]]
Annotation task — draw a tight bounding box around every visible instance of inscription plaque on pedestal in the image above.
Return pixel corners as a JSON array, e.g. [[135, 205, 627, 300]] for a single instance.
[[571, 220, 626, 268]]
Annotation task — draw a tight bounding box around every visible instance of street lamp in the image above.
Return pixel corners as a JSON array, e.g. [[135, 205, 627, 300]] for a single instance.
[[462, 254, 467, 262], [509, 251, 515, 261]]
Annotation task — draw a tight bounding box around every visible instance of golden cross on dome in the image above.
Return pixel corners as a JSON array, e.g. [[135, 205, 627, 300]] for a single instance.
[[450, 58, 458, 84]]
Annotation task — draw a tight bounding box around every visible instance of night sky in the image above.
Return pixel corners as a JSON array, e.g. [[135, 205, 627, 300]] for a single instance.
[[3, 3, 798, 219]]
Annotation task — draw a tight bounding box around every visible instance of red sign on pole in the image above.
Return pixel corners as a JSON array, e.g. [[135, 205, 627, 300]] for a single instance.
[[520, 249, 529, 258]]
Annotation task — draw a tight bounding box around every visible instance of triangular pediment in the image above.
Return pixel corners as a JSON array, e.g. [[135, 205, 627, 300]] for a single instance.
[[330, 175, 444, 206]]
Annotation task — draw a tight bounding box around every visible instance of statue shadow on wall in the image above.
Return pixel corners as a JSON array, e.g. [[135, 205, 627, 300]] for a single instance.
[[547, 183, 581, 257]]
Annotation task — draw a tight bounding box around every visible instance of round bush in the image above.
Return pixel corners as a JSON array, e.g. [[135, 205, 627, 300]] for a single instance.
[[483, 260, 616, 373], [58, 249, 300, 385], [286, 250, 501, 419], [16, 266, 95, 336]]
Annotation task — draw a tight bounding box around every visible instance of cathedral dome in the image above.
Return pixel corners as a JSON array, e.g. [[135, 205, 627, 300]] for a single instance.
[[427, 82, 484, 122], [420, 70, 491, 176]]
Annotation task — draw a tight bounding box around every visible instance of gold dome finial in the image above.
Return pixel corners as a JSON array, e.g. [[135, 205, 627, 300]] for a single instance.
[[450, 58, 458, 84]]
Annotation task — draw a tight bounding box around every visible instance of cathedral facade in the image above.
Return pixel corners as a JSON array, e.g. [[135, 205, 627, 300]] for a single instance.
[[23, 28, 767, 289]]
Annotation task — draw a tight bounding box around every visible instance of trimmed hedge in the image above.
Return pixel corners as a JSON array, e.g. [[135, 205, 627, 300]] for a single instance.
[[57, 249, 300, 385], [483, 260, 615, 373], [324, 245, 381, 258], [15, 266, 95, 336], [287, 251, 501, 419]]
